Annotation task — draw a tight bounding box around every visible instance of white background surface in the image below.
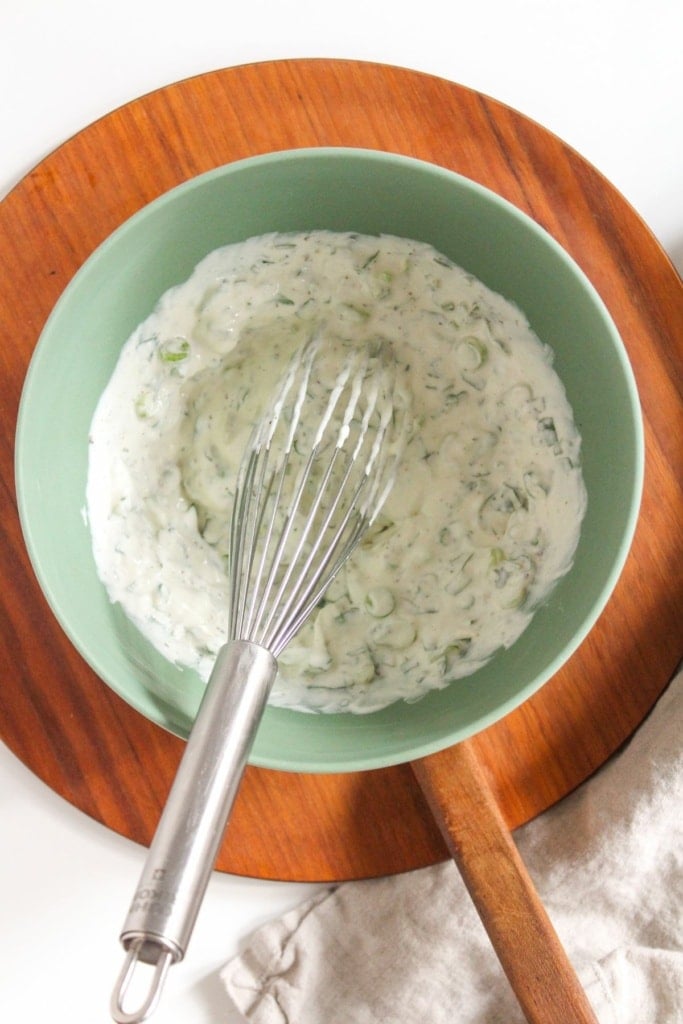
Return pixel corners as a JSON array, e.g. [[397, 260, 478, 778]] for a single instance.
[[1, 3, 681, 1022]]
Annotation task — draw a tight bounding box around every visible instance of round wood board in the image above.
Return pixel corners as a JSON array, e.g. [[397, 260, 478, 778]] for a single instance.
[[1, 59, 681, 882]]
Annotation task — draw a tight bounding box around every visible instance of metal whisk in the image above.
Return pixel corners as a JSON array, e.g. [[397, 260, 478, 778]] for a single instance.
[[111, 337, 409, 1023]]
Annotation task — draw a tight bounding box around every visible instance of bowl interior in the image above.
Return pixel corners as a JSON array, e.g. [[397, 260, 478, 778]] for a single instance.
[[15, 148, 643, 772]]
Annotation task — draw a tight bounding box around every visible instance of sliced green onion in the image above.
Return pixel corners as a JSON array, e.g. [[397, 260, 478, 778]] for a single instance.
[[158, 337, 190, 362]]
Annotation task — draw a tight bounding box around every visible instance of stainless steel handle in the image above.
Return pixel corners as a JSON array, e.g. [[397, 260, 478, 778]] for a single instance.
[[111, 639, 277, 1023]]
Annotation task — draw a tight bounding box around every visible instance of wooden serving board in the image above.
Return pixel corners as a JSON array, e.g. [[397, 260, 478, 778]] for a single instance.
[[0, 59, 681, 882]]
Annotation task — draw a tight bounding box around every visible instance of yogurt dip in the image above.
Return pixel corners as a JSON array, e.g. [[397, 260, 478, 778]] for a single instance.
[[87, 230, 587, 714]]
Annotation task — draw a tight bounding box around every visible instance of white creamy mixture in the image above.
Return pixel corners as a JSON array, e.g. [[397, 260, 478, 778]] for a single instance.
[[87, 230, 586, 714]]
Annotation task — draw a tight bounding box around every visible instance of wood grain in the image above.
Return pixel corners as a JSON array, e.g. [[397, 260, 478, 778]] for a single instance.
[[0, 59, 681, 882], [413, 744, 599, 1024]]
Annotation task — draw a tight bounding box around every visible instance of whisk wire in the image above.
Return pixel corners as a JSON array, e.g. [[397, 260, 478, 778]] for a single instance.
[[263, 442, 359, 652], [268, 367, 403, 652], [270, 475, 372, 653], [228, 336, 409, 656], [228, 446, 269, 640], [229, 341, 318, 641], [257, 351, 381, 649], [239, 346, 324, 642]]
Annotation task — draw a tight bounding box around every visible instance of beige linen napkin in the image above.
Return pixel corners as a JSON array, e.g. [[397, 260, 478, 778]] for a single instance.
[[221, 668, 683, 1023]]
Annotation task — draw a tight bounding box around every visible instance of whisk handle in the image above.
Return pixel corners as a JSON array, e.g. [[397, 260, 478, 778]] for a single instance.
[[111, 640, 276, 1023]]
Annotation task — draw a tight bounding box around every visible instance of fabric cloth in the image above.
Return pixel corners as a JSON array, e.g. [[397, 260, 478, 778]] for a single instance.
[[221, 667, 683, 1023]]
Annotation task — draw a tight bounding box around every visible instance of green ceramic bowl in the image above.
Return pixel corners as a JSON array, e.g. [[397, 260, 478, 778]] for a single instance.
[[15, 148, 643, 772]]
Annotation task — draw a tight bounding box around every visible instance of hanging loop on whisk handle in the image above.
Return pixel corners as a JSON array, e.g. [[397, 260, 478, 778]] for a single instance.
[[111, 640, 276, 1023]]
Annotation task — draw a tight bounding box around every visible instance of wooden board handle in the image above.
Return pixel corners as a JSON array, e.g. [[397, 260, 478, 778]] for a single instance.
[[412, 742, 599, 1024]]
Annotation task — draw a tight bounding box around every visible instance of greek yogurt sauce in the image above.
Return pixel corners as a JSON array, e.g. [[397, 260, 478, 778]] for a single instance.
[[87, 230, 587, 714]]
